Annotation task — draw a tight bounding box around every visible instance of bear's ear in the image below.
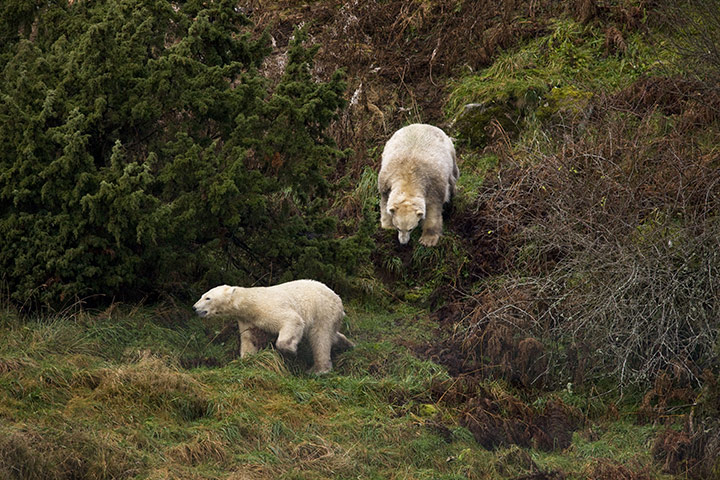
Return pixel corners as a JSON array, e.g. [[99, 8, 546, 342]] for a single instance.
[[388, 206, 396, 214], [416, 210, 424, 219]]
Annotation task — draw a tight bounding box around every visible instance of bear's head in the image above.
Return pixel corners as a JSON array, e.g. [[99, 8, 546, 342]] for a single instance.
[[387, 196, 425, 244], [193, 285, 236, 317]]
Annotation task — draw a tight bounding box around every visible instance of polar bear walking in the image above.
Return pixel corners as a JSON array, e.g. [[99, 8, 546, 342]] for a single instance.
[[193, 279, 353, 374], [378, 123, 459, 246]]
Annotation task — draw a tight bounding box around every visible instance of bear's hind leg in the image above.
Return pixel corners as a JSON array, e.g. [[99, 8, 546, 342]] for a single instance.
[[275, 314, 305, 355], [308, 330, 334, 374]]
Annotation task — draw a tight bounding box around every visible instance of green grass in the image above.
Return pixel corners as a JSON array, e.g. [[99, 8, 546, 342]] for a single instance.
[[532, 421, 670, 479], [447, 18, 675, 149], [0, 302, 675, 479], [455, 152, 498, 207], [448, 19, 668, 116]]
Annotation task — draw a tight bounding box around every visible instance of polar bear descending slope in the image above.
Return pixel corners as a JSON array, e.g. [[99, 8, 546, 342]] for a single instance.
[[378, 123, 459, 246], [193, 280, 353, 374]]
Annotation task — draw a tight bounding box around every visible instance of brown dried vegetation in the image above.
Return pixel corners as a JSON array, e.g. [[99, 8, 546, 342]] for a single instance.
[[0, 427, 138, 479], [168, 432, 228, 466], [581, 459, 654, 480], [426, 73, 720, 391], [425, 286, 548, 388], [430, 376, 585, 451], [650, 370, 720, 478], [243, 0, 621, 175]]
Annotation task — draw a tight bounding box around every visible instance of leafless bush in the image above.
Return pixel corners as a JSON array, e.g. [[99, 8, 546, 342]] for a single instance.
[[541, 213, 719, 387], [517, 84, 720, 388], [438, 75, 720, 390]]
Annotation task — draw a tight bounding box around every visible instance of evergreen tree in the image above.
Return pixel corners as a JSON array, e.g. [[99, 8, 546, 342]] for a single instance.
[[0, 0, 371, 307]]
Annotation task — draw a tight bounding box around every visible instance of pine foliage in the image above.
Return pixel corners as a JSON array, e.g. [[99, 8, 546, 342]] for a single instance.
[[0, 0, 369, 307]]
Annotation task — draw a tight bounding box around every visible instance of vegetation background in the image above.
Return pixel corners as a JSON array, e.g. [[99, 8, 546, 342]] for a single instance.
[[1, 0, 719, 478]]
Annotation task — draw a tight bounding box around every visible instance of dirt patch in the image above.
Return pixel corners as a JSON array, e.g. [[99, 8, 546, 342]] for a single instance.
[[422, 284, 549, 389], [431, 377, 584, 451]]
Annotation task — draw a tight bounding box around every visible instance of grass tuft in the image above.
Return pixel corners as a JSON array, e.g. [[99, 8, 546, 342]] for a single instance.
[[91, 356, 213, 422]]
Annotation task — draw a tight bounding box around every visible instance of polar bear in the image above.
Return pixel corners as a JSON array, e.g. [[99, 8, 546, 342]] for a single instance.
[[378, 123, 459, 246], [193, 279, 353, 374]]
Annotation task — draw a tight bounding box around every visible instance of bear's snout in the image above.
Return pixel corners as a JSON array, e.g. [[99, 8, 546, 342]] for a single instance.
[[193, 304, 208, 317]]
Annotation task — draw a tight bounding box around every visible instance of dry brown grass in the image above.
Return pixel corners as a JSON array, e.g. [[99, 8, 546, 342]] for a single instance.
[[290, 435, 353, 473], [425, 286, 549, 388], [90, 356, 212, 421], [168, 431, 228, 466], [0, 356, 35, 374], [581, 459, 654, 480], [649, 370, 720, 478], [430, 376, 585, 451], [0, 425, 139, 480]]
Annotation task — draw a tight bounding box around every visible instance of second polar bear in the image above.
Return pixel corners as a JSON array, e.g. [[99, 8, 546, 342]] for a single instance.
[[193, 279, 353, 374], [378, 123, 458, 246]]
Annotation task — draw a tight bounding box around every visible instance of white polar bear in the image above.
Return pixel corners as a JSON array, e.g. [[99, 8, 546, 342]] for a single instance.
[[378, 123, 459, 246], [193, 279, 353, 374]]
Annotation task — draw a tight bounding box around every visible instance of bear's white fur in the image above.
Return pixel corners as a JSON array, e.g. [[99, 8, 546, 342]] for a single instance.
[[193, 279, 353, 374], [378, 123, 458, 246]]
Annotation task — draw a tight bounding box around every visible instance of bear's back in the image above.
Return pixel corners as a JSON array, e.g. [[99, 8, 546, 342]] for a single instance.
[[264, 280, 344, 326], [381, 123, 455, 176]]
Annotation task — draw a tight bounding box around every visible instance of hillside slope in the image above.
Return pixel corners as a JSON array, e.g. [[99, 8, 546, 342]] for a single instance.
[[2, 0, 719, 479]]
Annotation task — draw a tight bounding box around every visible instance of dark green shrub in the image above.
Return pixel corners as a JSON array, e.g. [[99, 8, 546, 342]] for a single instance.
[[0, 0, 371, 307]]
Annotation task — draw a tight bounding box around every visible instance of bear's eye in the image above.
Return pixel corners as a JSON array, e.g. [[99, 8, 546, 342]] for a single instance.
[[205, 297, 210, 301]]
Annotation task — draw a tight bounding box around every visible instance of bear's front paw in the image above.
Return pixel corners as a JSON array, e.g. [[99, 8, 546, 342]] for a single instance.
[[309, 363, 332, 375], [275, 339, 298, 355], [419, 233, 440, 247]]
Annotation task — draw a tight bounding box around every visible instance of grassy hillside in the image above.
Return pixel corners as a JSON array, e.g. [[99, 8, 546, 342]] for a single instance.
[[0, 301, 674, 479], [2, 0, 720, 479]]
